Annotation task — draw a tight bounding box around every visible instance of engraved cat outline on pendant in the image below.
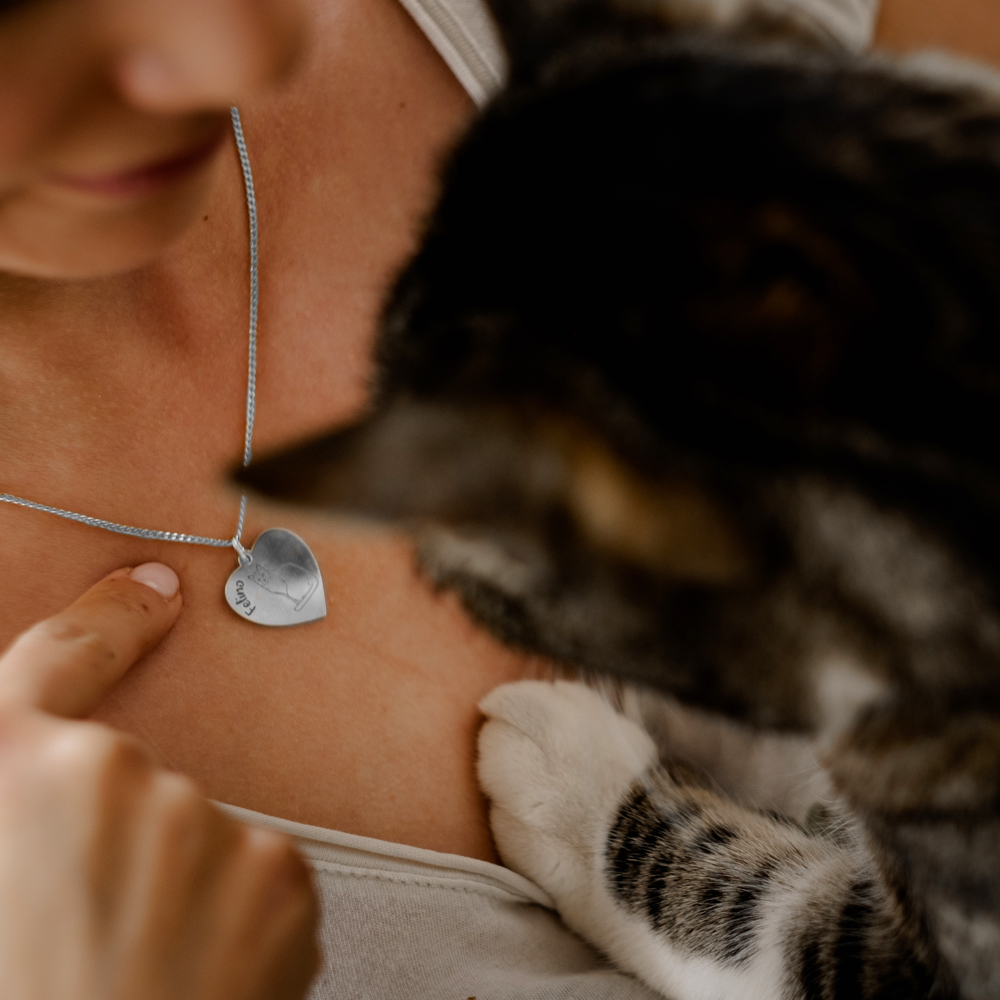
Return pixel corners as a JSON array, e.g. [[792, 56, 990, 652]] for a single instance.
[[225, 528, 327, 626]]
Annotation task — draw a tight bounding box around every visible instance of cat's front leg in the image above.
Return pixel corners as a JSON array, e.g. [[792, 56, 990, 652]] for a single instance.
[[479, 680, 661, 932], [479, 680, 936, 1000]]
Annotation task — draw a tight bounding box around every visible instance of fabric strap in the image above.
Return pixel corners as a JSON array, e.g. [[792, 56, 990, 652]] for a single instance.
[[397, 0, 507, 106]]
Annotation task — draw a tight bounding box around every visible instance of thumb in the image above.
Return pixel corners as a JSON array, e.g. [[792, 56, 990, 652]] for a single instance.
[[0, 564, 182, 718]]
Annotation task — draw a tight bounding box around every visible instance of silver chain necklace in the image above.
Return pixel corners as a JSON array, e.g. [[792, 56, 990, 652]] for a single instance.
[[0, 109, 326, 628]]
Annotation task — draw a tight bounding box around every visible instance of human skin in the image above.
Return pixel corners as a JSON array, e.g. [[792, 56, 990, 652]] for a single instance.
[[0, 0, 536, 864], [875, 0, 1000, 68], [0, 565, 318, 1000], [0, 0, 305, 276], [1, 0, 995, 876], [0, 1, 322, 994]]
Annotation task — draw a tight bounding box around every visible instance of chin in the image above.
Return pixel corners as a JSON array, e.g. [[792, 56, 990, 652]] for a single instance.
[[0, 156, 221, 280]]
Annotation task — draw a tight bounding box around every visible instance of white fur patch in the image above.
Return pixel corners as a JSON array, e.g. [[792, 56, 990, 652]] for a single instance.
[[478, 680, 859, 1000]]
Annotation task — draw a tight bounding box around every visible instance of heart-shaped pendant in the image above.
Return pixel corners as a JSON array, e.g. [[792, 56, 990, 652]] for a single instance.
[[224, 528, 326, 626]]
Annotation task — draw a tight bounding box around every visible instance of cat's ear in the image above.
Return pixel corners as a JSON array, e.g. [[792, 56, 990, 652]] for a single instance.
[[484, 0, 679, 84]]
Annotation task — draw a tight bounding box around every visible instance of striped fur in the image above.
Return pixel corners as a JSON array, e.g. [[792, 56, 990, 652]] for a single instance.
[[480, 680, 937, 1000], [242, 1, 1000, 995]]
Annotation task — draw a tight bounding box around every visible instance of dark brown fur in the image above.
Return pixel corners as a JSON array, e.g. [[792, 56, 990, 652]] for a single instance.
[[242, 2, 1000, 994]]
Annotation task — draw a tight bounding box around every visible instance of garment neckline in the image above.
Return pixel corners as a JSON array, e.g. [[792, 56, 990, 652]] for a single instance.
[[397, 0, 506, 106], [215, 800, 555, 909]]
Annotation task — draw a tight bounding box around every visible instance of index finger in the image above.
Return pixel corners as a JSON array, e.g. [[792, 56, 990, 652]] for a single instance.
[[0, 564, 182, 718]]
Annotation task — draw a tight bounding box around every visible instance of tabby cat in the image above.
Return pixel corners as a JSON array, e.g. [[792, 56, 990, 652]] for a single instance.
[[243, 1, 1000, 996]]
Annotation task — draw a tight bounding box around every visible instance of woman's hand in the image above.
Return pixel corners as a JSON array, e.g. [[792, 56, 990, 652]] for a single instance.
[[0, 564, 318, 1000]]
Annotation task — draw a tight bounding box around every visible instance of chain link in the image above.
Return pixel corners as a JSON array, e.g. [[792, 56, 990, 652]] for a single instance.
[[231, 107, 258, 469], [0, 108, 259, 557], [0, 494, 235, 547]]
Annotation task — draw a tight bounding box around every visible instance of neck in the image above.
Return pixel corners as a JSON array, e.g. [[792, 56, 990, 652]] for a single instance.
[[0, 0, 524, 865]]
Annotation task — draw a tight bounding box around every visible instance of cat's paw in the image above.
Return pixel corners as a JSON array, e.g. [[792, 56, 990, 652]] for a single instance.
[[478, 680, 657, 906]]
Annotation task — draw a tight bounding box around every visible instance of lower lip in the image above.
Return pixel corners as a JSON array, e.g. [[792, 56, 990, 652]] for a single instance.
[[49, 132, 226, 200]]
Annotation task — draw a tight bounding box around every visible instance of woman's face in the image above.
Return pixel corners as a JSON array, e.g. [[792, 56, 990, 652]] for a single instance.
[[0, 0, 304, 279]]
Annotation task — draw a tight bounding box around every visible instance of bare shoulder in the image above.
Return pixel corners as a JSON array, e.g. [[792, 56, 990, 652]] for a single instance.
[[876, 0, 1000, 70]]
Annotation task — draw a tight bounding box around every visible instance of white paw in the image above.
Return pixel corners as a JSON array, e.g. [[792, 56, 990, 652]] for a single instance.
[[478, 680, 657, 906]]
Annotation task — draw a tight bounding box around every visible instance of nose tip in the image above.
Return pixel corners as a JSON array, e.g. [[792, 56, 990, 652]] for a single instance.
[[113, 0, 308, 113]]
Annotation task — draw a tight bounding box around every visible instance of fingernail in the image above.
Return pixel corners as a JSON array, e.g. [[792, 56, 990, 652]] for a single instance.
[[129, 563, 180, 600]]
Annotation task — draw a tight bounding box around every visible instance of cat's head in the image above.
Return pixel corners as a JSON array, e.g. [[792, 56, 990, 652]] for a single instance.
[[240, 0, 1000, 726]]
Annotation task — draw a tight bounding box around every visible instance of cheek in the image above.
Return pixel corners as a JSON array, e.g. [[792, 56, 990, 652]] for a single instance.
[[0, 5, 95, 187], [0, 154, 223, 279], [0, 90, 49, 188], [0, 0, 240, 279]]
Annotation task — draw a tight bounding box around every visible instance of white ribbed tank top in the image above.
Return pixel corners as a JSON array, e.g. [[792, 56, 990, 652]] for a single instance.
[[398, 0, 507, 106]]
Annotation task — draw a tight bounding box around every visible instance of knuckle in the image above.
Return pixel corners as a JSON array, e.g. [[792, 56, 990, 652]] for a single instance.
[[243, 828, 313, 898], [31, 619, 116, 664], [43, 722, 117, 774], [151, 770, 204, 821], [96, 729, 154, 779], [42, 723, 143, 785], [0, 720, 133, 804], [246, 827, 299, 866], [7, 579, 163, 670], [34, 725, 158, 813], [2, 624, 119, 712], [32, 617, 89, 645], [134, 774, 210, 871]]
